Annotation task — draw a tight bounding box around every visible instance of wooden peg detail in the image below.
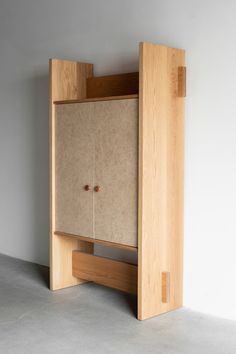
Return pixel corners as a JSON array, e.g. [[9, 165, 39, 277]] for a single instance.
[[178, 66, 186, 97], [162, 272, 170, 303]]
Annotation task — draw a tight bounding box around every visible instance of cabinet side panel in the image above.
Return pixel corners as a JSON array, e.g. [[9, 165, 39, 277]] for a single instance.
[[49, 59, 94, 290], [138, 43, 185, 319]]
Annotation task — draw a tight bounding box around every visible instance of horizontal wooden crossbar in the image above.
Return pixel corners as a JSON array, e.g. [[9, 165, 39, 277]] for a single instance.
[[72, 251, 137, 294]]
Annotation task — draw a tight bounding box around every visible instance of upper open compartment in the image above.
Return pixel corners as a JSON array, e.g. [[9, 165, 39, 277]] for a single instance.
[[53, 72, 139, 104]]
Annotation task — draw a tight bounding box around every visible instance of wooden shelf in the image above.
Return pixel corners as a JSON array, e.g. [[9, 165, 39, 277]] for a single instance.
[[54, 94, 138, 105], [54, 231, 138, 252]]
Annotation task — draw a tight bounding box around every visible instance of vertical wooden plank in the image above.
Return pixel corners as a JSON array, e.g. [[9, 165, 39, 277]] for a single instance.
[[49, 59, 94, 290], [138, 43, 185, 319]]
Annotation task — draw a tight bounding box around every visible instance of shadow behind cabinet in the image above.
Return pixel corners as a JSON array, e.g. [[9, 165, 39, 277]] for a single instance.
[[49, 42, 186, 320]]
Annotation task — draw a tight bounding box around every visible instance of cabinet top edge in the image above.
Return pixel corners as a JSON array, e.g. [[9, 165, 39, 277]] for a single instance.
[[139, 41, 185, 53], [54, 94, 138, 105]]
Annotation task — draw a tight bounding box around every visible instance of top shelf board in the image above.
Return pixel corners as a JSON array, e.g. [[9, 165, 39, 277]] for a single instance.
[[54, 94, 139, 105]]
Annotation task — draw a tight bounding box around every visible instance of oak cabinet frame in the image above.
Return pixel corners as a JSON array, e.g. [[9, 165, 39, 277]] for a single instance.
[[49, 42, 185, 320]]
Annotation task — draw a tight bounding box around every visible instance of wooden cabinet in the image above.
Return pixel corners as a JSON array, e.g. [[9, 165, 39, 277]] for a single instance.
[[50, 42, 186, 320], [55, 98, 138, 247]]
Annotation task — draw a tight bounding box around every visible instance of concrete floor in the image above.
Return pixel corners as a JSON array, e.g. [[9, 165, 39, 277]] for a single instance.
[[0, 254, 236, 354]]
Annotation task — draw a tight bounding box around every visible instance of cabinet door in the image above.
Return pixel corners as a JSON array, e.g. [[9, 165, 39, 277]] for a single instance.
[[94, 99, 138, 247], [55, 103, 94, 237]]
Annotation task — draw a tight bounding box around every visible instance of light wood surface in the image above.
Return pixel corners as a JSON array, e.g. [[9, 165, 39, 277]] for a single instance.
[[94, 99, 138, 247], [162, 272, 170, 303], [178, 67, 187, 97], [73, 251, 137, 294], [54, 94, 138, 105], [138, 43, 185, 319], [51, 234, 93, 290], [55, 231, 138, 252], [87, 72, 138, 98], [49, 59, 94, 290]]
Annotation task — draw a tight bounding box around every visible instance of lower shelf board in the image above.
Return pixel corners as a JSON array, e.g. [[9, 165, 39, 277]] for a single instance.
[[54, 231, 137, 252], [72, 251, 137, 295]]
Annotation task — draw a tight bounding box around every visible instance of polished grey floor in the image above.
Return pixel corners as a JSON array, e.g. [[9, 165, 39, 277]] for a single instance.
[[0, 254, 236, 354]]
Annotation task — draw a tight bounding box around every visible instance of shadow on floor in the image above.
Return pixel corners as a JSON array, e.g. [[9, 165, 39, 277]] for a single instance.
[[120, 292, 137, 317], [31, 263, 50, 288]]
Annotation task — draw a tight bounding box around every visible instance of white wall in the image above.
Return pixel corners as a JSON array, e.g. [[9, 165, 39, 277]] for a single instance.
[[1, 0, 236, 320]]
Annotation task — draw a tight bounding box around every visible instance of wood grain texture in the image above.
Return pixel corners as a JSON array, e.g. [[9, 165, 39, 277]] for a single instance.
[[87, 72, 138, 98], [51, 234, 93, 290], [72, 251, 137, 294], [54, 94, 138, 105], [162, 272, 170, 303], [178, 67, 187, 97], [49, 59, 94, 290], [94, 99, 138, 247], [138, 43, 185, 319], [55, 231, 138, 252]]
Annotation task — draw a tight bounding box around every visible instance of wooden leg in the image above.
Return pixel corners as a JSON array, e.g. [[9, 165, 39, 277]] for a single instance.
[[50, 234, 93, 290]]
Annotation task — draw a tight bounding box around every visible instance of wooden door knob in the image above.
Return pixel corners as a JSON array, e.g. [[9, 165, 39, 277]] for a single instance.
[[94, 186, 101, 192], [84, 185, 91, 191]]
